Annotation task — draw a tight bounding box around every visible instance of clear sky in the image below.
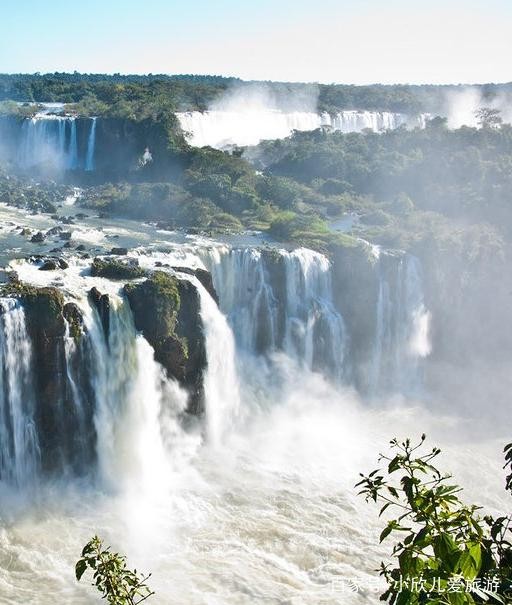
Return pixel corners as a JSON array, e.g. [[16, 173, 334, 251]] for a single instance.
[[1, 0, 510, 84]]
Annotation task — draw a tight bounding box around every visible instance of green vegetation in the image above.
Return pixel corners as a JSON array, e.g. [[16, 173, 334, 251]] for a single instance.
[[1, 73, 511, 115], [90, 258, 148, 280], [358, 436, 512, 604], [76, 536, 154, 605], [124, 271, 181, 342]]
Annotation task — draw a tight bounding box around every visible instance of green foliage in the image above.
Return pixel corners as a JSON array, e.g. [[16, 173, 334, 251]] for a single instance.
[[357, 436, 512, 604], [76, 536, 154, 605], [90, 258, 148, 281]]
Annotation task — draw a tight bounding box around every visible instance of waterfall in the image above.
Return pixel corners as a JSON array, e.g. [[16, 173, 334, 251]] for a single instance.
[[16, 116, 89, 171], [369, 253, 431, 397], [176, 109, 429, 148], [85, 117, 97, 171], [189, 276, 240, 445], [84, 299, 168, 493], [0, 299, 40, 486], [0, 243, 432, 490], [202, 247, 346, 381]]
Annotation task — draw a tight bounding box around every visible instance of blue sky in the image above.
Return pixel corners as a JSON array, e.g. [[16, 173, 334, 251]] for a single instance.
[[1, 0, 511, 84]]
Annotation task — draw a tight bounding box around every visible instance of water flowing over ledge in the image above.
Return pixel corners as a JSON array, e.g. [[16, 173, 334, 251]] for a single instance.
[[176, 110, 430, 148], [0, 242, 431, 487]]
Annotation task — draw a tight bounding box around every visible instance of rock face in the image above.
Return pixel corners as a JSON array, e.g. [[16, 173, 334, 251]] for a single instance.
[[0, 282, 94, 475], [171, 266, 219, 304], [88, 287, 110, 337], [124, 271, 207, 414]]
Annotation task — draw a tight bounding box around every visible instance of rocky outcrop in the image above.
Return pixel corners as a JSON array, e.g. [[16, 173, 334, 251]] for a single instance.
[[90, 257, 148, 280], [171, 266, 218, 304], [88, 287, 110, 337], [124, 271, 207, 414], [0, 282, 94, 475]]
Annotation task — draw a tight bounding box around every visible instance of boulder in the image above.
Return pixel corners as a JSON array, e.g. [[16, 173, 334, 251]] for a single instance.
[[30, 231, 46, 243], [110, 247, 128, 256]]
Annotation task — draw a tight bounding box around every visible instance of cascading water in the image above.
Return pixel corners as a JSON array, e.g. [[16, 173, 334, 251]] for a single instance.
[[188, 276, 240, 445], [0, 298, 40, 487], [201, 246, 346, 381], [85, 117, 97, 171], [369, 251, 431, 397], [176, 110, 430, 148], [85, 298, 169, 494], [15, 116, 96, 171]]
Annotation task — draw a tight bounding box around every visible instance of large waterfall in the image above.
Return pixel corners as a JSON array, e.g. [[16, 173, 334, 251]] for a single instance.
[[0, 244, 430, 488], [15, 116, 97, 171], [176, 110, 430, 148], [0, 240, 507, 605]]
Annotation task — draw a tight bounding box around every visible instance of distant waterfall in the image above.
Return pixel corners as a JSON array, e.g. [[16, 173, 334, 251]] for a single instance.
[[0, 299, 40, 486], [16, 116, 96, 171], [85, 117, 97, 171], [176, 110, 429, 148]]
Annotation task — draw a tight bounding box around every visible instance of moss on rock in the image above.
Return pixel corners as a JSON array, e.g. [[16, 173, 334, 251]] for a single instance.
[[91, 257, 148, 280]]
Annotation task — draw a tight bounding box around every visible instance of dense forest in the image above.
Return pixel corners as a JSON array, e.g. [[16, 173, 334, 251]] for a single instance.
[[1, 72, 512, 115]]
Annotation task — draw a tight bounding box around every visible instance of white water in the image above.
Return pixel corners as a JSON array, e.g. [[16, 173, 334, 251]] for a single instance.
[[192, 277, 240, 446], [176, 110, 429, 148], [0, 245, 506, 605], [0, 299, 40, 487]]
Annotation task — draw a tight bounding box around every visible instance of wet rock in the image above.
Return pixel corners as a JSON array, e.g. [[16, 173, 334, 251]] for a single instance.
[[59, 231, 73, 241], [110, 247, 128, 256], [76, 244, 86, 251], [46, 226, 63, 237], [63, 302, 84, 339], [39, 259, 60, 271], [90, 257, 147, 280], [30, 231, 46, 243], [171, 266, 219, 304], [20, 227, 32, 237], [88, 287, 110, 337]]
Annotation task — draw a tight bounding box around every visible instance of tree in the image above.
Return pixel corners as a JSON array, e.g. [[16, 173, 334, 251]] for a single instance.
[[76, 536, 154, 605], [475, 108, 503, 129], [357, 436, 512, 604]]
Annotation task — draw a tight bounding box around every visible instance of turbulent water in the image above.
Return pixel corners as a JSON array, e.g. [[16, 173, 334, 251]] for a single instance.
[[0, 203, 507, 604], [176, 110, 430, 148]]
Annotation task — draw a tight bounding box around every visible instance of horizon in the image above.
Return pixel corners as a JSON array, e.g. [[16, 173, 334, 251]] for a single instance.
[[1, 71, 511, 88]]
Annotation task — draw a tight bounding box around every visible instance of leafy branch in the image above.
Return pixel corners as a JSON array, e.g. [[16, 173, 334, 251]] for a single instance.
[[357, 436, 512, 604], [76, 536, 154, 605]]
